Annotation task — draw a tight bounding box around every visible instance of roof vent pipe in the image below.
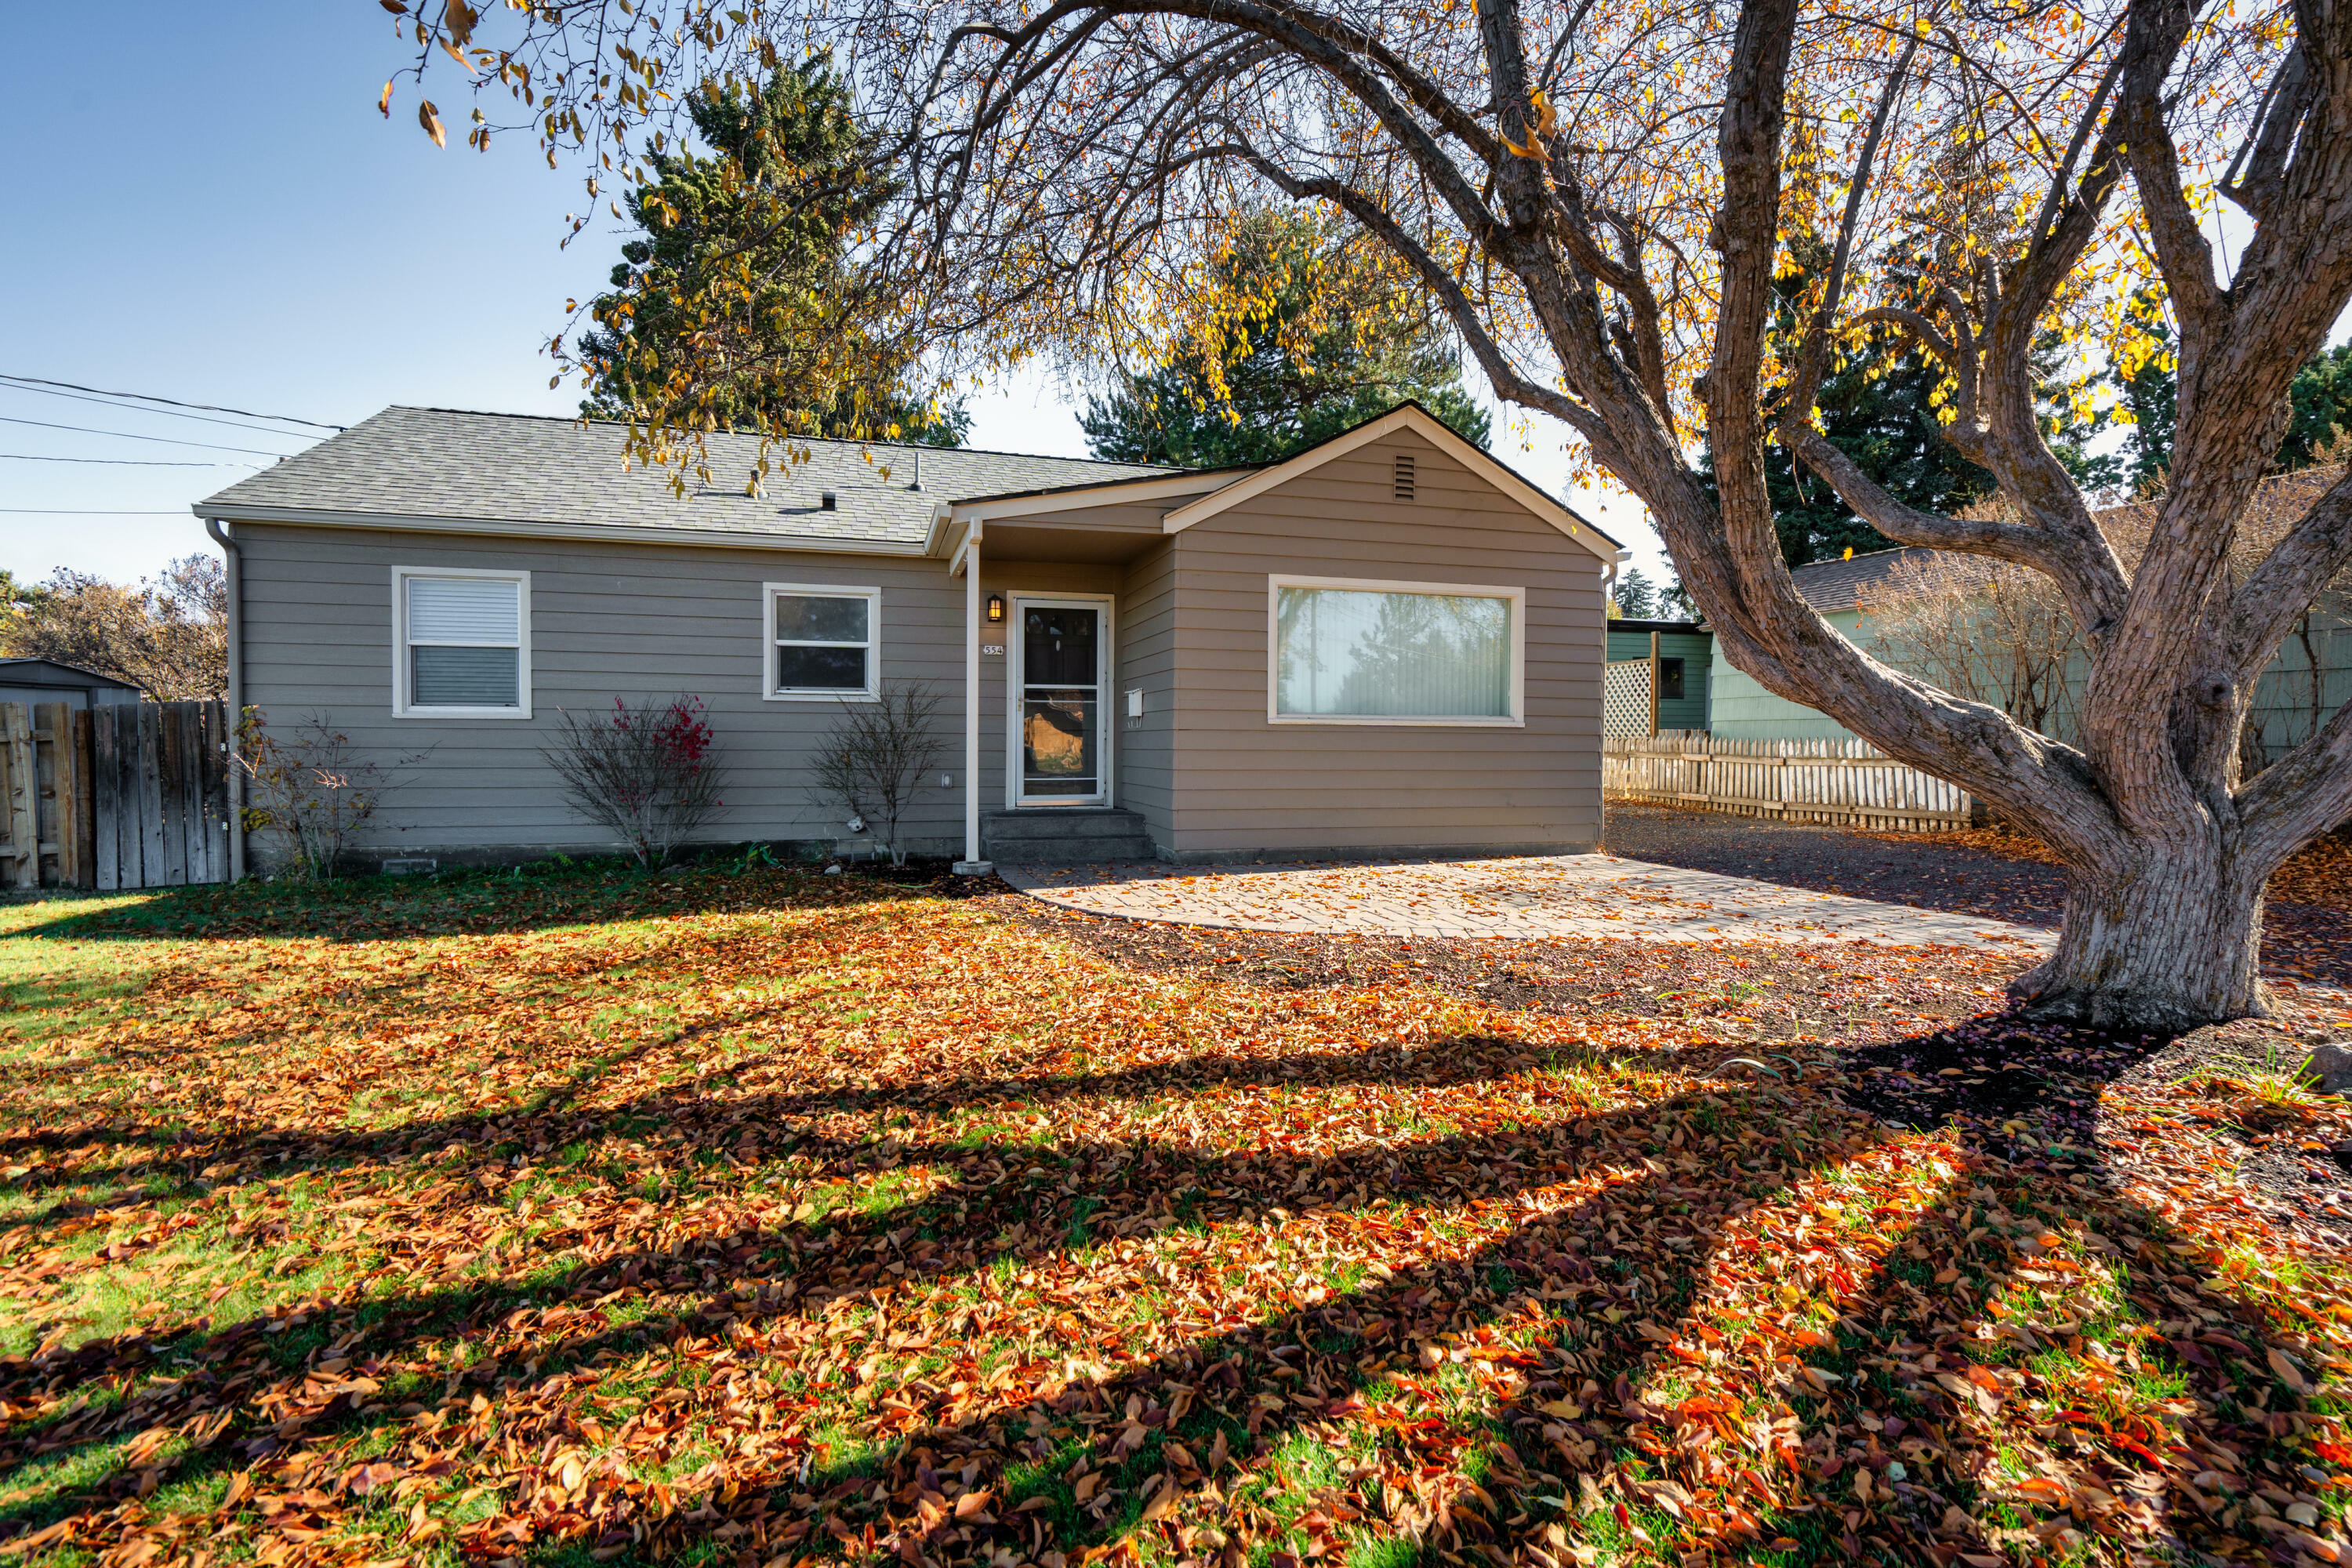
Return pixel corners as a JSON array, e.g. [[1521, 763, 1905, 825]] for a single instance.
[[911, 448, 923, 492]]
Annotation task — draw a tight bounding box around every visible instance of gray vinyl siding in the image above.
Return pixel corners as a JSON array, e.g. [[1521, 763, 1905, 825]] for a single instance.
[[230, 423, 1606, 872], [234, 522, 973, 868], [1161, 427, 1604, 860]]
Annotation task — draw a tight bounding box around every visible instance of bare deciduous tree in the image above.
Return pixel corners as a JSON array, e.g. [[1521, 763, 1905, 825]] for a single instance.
[[2, 556, 227, 701], [389, 0, 2352, 1029], [1859, 550, 2086, 746], [809, 683, 946, 867]]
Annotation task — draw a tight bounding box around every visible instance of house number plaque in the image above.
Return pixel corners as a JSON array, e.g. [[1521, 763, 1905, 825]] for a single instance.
[[981, 643, 1005, 657]]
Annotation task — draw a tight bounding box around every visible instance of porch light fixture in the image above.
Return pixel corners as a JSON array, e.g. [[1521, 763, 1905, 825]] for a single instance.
[[986, 593, 1005, 624]]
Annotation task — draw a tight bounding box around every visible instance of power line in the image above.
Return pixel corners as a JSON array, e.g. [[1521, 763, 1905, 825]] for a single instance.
[[0, 508, 191, 514], [0, 414, 294, 457], [0, 379, 336, 441], [0, 373, 343, 432], [0, 452, 256, 466]]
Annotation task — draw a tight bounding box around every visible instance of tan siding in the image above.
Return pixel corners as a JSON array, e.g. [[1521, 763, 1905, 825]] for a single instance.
[[1116, 539, 1177, 846], [1163, 428, 1603, 859], [234, 523, 974, 866]]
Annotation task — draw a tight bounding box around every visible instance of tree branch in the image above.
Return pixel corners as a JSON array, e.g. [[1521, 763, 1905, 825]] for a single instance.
[[2240, 662, 2352, 869], [1236, 154, 1604, 434], [1778, 36, 1915, 423], [2230, 468, 2352, 685]]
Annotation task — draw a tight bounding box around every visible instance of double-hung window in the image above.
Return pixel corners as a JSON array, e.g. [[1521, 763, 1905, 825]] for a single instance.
[[1269, 575, 1524, 725], [765, 583, 880, 700], [394, 567, 529, 717]]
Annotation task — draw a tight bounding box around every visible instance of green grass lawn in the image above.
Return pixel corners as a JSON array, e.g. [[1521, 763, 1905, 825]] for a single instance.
[[0, 865, 2344, 1568]]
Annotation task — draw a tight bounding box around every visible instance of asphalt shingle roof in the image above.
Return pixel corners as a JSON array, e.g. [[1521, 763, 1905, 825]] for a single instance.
[[194, 407, 1187, 550], [1786, 546, 1942, 614]]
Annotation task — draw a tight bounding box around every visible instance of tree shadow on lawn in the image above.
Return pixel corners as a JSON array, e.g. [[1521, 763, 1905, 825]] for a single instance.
[[0, 880, 991, 1187], [3, 863, 956, 949], [0, 1018, 2335, 1566], [0, 1021, 1529, 1243]]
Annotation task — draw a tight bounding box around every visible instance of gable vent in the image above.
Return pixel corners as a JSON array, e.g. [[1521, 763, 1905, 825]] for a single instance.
[[1393, 453, 1416, 501]]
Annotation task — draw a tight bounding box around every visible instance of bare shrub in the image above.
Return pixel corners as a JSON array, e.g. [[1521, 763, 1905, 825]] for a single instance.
[[810, 682, 945, 866], [1862, 466, 2352, 765], [1859, 546, 2085, 745], [2103, 452, 2352, 775], [235, 710, 423, 880], [542, 695, 728, 868]]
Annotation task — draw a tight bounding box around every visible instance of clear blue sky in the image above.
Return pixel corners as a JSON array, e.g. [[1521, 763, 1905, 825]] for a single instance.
[[0, 1, 1646, 589]]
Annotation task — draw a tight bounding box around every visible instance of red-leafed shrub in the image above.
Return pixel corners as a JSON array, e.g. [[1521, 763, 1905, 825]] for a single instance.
[[542, 695, 728, 868]]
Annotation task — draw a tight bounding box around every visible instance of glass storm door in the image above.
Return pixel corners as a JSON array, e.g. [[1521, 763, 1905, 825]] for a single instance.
[[1017, 602, 1105, 804]]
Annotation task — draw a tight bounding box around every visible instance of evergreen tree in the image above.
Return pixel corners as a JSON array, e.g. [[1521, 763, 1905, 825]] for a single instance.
[[1612, 566, 1660, 619], [1697, 260, 2127, 564], [1080, 210, 1489, 466], [1699, 328, 1998, 566], [577, 59, 967, 445], [2106, 309, 2349, 488], [2109, 295, 2180, 496], [1697, 256, 2000, 566], [2278, 342, 2352, 471]]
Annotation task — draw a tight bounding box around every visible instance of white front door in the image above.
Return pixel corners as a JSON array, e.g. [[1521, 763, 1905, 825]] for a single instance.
[[1009, 597, 1111, 806]]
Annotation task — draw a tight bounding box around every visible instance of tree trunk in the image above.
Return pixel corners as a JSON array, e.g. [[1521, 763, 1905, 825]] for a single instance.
[[2009, 844, 2271, 1031]]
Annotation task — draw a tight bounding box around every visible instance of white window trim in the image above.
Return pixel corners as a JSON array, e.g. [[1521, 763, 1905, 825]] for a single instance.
[[1265, 573, 1526, 728], [391, 565, 531, 719], [763, 582, 882, 702]]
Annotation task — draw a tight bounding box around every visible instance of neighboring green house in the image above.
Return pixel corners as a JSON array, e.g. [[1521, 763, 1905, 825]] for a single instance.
[[1604, 617, 1712, 734], [1707, 543, 2352, 760], [1705, 550, 1918, 741]]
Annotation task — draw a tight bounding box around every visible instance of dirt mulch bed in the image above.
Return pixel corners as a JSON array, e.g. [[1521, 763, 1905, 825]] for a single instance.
[[1007, 893, 2029, 1035], [1604, 801, 2352, 987], [1909, 822, 2352, 909]]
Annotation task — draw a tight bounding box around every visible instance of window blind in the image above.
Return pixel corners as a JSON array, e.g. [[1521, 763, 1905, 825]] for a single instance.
[[408, 577, 521, 644], [403, 575, 522, 710], [1275, 586, 1510, 718]]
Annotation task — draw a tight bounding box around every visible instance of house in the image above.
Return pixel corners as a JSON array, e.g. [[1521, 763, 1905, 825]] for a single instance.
[[1705, 549, 1928, 741], [1707, 532, 2352, 757], [1601, 619, 1711, 735], [192, 402, 1622, 873], [0, 658, 143, 712]]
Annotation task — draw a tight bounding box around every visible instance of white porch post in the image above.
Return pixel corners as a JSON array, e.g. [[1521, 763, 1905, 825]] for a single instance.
[[954, 524, 991, 875]]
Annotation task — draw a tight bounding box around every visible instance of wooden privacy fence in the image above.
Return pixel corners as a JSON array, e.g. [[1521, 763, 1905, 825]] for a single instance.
[[0, 704, 78, 889], [1604, 731, 1979, 833], [0, 700, 232, 891]]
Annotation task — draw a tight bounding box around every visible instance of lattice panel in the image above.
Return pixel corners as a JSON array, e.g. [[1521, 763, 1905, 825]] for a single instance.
[[1603, 659, 1654, 737]]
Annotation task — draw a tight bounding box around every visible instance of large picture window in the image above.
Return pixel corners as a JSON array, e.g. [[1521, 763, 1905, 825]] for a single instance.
[[765, 584, 880, 699], [1269, 575, 1523, 725], [394, 568, 528, 717]]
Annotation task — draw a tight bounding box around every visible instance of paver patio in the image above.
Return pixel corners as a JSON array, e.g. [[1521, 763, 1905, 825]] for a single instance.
[[998, 852, 2059, 949]]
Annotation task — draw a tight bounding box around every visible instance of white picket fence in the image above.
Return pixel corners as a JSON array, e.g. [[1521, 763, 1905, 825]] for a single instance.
[[1604, 731, 1978, 833]]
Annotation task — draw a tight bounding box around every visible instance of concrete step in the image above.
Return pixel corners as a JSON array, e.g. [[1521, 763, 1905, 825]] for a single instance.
[[982, 808, 1156, 865]]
